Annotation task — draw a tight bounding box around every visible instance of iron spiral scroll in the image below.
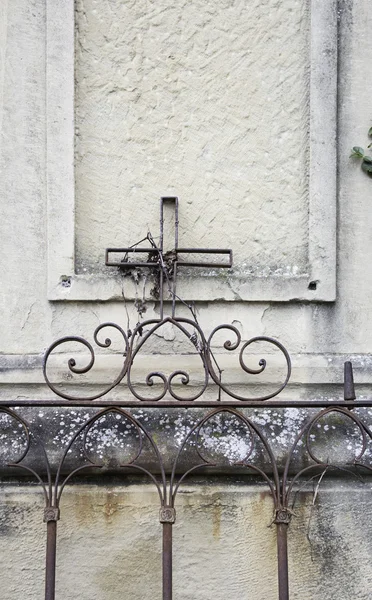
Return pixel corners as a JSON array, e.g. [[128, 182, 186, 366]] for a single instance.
[[43, 316, 291, 403]]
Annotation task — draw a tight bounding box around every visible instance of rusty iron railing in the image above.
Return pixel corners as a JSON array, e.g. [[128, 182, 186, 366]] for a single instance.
[[1, 319, 372, 600]]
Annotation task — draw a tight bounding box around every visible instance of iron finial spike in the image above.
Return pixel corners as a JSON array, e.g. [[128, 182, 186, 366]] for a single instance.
[[344, 361, 356, 402]]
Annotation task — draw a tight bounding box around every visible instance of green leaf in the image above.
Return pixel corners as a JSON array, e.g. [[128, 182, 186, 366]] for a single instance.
[[350, 146, 365, 158], [361, 160, 372, 174], [363, 155, 372, 164], [368, 127, 372, 137]]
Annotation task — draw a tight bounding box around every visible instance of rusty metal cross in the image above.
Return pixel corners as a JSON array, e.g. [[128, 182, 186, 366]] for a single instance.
[[105, 197, 232, 317]]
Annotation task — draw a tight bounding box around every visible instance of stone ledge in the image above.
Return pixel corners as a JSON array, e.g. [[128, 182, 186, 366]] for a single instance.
[[0, 405, 371, 478], [1, 353, 372, 386]]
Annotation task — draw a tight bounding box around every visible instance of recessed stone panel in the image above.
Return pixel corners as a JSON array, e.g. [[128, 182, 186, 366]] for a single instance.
[[75, 0, 310, 276]]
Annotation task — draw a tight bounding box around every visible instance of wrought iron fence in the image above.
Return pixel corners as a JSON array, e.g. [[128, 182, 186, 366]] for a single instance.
[[1, 311, 371, 600]]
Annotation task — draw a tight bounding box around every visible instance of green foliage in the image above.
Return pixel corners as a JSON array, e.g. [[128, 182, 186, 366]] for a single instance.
[[351, 127, 372, 177], [350, 146, 365, 158]]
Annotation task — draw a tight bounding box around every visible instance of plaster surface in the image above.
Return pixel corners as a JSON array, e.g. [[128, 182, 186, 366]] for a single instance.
[[75, 0, 310, 276], [0, 480, 372, 600]]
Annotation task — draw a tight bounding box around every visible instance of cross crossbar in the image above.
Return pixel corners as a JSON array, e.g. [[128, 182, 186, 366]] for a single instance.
[[105, 197, 232, 316]]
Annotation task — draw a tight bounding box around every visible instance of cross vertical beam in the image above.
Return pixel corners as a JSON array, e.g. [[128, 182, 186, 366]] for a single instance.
[[105, 197, 232, 317]]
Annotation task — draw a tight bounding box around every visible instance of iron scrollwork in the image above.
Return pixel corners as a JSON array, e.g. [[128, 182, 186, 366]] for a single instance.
[[43, 316, 291, 403], [43, 197, 292, 403], [43, 323, 130, 402]]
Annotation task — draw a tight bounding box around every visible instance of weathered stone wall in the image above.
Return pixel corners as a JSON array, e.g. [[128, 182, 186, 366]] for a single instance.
[[1, 0, 372, 598], [2, 480, 372, 600]]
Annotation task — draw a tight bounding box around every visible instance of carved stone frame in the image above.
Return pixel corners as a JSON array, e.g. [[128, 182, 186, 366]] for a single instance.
[[46, 0, 338, 303]]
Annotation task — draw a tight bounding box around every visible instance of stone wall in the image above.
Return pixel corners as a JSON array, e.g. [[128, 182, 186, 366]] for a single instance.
[[1, 0, 372, 598], [2, 480, 372, 600]]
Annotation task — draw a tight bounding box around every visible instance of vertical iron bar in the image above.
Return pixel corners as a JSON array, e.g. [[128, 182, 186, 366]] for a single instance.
[[174, 197, 179, 250], [45, 520, 57, 600], [160, 198, 165, 319], [162, 522, 173, 600], [160, 506, 175, 600], [276, 522, 289, 600], [160, 197, 164, 251], [171, 261, 177, 318], [160, 269, 164, 320], [172, 198, 179, 317]]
